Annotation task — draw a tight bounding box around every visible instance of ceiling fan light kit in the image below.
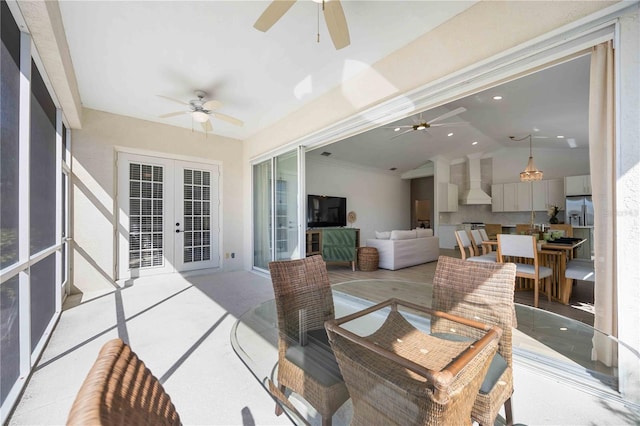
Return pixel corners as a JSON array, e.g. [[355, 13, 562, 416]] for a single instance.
[[158, 90, 243, 135]]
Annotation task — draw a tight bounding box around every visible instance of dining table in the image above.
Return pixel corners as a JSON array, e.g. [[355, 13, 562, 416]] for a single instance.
[[231, 282, 636, 426], [481, 236, 586, 304]]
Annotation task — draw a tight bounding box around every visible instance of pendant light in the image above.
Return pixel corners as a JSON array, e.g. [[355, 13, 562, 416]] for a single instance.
[[512, 134, 543, 181]]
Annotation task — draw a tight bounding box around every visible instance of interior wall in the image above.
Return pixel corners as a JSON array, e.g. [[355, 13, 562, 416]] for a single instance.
[[305, 157, 410, 242], [71, 108, 244, 296]]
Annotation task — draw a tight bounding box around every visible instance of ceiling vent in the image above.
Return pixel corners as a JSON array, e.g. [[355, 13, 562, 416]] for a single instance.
[[459, 154, 492, 205]]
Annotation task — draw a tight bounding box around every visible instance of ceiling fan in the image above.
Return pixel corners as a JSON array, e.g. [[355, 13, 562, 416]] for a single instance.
[[388, 107, 468, 139], [158, 90, 244, 133], [254, 0, 350, 50]]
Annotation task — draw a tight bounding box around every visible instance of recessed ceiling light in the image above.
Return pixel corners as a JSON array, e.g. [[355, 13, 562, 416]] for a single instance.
[[472, 141, 478, 145], [447, 132, 453, 137], [492, 95, 503, 100], [557, 135, 565, 139], [533, 127, 540, 132], [394, 127, 400, 132]]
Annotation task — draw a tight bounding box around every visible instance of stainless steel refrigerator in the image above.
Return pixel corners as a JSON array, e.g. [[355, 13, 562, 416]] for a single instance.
[[565, 195, 594, 227]]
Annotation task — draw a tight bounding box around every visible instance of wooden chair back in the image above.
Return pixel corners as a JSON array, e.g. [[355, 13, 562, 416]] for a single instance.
[[470, 229, 485, 256], [497, 234, 552, 308], [67, 338, 181, 426], [484, 224, 502, 240], [454, 230, 475, 259]]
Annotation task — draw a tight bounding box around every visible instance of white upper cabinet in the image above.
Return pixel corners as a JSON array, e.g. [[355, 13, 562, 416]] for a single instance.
[[492, 179, 564, 212], [547, 178, 565, 207], [565, 175, 592, 196], [491, 184, 504, 212], [532, 181, 547, 211]]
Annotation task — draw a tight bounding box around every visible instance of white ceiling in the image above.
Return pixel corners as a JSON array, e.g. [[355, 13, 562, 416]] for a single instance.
[[308, 54, 591, 173], [58, 0, 476, 140], [58, 1, 590, 175]]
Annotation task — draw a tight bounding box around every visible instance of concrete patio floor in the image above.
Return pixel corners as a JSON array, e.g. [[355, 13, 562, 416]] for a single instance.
[[7, 269, 640, 425]]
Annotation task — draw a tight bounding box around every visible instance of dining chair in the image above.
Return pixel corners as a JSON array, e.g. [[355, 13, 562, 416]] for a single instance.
[[67, 338, 181, 426], [268, 255, 349, 426], [484, 224, 502, 240], [497, 234, 553, 308], [431, 255, 517, 426], [326, 298, 501, 426], [471, 229, 497, 259], [455, 230, 497, 263]]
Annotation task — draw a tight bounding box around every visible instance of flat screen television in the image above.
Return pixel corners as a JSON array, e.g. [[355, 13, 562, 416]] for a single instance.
[[307, 194, 347, 228]]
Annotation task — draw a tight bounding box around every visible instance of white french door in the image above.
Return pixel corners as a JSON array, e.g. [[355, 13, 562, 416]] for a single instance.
[[117, 153, 220, 279]]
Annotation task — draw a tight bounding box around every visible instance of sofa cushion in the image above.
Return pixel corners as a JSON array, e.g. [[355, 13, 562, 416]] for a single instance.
[[390, 230, 417, 240], [375, 231, 391, 240], [415, 228, 434, 238]]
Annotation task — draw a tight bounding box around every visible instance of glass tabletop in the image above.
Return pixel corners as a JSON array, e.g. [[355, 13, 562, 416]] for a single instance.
[[231, 282, 640, 425]]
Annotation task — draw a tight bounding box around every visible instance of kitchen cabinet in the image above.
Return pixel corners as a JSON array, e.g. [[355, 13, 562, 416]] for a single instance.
[[438, 183, 458, 212], [547, 178, 565, 208], [565, 175, 591, 196], [501, 182, 531, 212], [532, 181, 547, 211], [493, 179, 565, 212]]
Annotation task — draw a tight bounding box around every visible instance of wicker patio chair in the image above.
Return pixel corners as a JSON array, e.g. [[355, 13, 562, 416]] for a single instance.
[[326, 298, 501, 426], [268, 255, 349, 426], [66, 338, 181, 426], [431, 256, 517, 426]]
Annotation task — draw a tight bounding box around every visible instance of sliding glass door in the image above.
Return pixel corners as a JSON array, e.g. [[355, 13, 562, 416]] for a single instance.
[[252, 148, 303, 271]]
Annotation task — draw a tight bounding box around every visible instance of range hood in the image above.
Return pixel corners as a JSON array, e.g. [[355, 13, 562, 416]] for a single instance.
[[459, 154, 492, 205]]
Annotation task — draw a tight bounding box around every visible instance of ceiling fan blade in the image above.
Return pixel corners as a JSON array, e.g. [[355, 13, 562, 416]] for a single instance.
[[159, 111, 189, 119], [157, 95, 189, 106], [429, 121, 469, 127], [323, 0, 350, 50], [428, 107, 467, 124], [254, 0, 297, 32], [201, 119, 213, 133], [213, 112, 244, 127], [390, 129, 415, 140], [383, 125, 413, 129], [203, 99, 223, 111]]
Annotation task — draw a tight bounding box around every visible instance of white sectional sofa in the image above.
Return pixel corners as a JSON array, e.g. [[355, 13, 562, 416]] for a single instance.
[[365, 229, 440, 270]]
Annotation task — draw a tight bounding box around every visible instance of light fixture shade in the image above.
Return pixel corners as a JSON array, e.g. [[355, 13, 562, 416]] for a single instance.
[[520, 156, 543, 181], [192, 111, 209, 123]]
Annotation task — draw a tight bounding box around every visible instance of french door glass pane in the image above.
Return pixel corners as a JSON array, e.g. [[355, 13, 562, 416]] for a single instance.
[[128, 163, 164, 269], [253, 160, 272, 269], [30, 61, 57, 254], [1, 1, 21, 269], [0, 275, 20, 406], [275, 151, 298, 260], [183, 168, 211, 263], [30, 253, 56, 351]]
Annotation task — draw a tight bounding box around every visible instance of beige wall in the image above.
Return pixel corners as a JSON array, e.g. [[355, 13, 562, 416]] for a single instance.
[[71, 109, 244, 296]]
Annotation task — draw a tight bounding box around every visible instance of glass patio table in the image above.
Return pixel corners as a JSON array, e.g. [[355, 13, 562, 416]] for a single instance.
[[231, 281, 640, 425]]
